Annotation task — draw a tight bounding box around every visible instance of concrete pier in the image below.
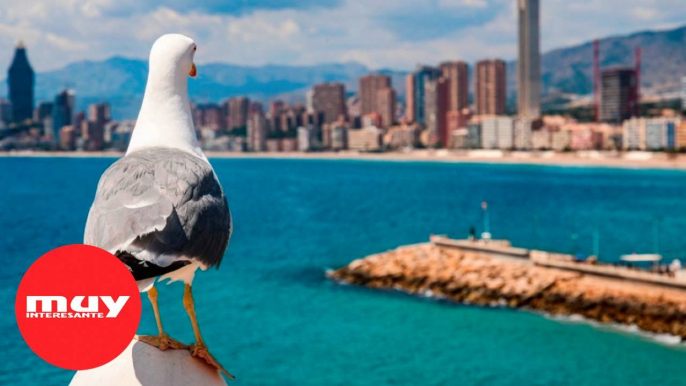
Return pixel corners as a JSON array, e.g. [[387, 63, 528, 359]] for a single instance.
[[432, 235, 686, 290]]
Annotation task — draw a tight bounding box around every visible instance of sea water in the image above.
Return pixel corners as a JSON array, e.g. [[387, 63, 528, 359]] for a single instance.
[[2, 157, 686, 385]]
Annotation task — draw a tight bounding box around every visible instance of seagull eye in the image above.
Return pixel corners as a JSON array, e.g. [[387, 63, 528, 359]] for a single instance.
[[193, 46, 197, 52]]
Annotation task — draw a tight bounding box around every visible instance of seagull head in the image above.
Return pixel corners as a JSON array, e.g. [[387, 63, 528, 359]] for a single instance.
[[149, 34, 197, 80], [127, 34, 204, 158]]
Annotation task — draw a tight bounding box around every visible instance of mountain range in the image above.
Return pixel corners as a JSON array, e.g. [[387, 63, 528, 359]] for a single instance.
[[1, 24, 685, 119]]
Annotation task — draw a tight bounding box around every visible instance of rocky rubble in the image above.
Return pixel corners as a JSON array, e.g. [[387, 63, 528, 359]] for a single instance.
[[328, 243, 686, 340]]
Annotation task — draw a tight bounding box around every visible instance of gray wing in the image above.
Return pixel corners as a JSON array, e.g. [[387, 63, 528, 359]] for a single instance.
[[84, 147, 231, 268]]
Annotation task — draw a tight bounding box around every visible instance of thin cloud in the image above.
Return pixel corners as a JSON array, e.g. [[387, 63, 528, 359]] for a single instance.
[[0, 0, 683, 72]]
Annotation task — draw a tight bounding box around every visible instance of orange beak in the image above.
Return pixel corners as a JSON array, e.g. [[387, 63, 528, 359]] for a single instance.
[[189, 62, 197, 77]]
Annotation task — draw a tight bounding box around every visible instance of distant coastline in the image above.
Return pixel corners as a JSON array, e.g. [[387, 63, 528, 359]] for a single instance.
[[4, 150, 686, 170]]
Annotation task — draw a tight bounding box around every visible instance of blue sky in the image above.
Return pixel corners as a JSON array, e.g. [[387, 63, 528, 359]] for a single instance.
[[0, 0, 684, 72]]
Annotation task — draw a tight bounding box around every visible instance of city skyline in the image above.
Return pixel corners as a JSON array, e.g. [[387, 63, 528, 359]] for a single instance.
[[2, 32, 684, 154], [2, 1, 685, 154], [0, 1, 684, 73]]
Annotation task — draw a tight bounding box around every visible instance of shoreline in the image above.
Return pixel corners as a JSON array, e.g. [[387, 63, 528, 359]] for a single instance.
[[327, 243, 686, 342], [3, 150, 686, 170]]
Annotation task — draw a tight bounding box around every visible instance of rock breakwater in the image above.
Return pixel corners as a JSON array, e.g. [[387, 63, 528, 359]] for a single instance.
[[327, 243, 686, 340]]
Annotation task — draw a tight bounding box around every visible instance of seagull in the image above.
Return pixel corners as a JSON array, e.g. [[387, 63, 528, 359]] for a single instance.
[[84, 34, 233, 379]]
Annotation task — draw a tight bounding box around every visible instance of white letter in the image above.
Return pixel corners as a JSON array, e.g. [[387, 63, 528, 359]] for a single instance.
[[101, 296, 130, 318], [71, 296, 99, 313], [27, 296, 67, 312]]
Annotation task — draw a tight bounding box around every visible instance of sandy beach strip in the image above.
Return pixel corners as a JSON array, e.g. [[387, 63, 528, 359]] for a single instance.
[[3, 150, 686, 170]]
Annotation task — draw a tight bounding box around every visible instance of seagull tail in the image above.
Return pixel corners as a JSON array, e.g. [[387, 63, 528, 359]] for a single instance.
[[114, 250, 192, 282]]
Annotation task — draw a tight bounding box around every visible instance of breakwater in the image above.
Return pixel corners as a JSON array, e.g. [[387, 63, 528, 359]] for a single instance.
[[327, 243, 686, 340]]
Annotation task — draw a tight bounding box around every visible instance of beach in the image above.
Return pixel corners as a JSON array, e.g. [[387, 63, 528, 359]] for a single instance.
[[4, 149, 686, 170]]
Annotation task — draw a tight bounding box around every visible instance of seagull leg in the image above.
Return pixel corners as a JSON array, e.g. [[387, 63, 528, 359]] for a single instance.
[[136, 285, 188, 350], [183, 284, 235, 380]]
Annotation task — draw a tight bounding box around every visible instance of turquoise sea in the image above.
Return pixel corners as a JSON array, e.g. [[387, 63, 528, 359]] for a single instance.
[[2, 157, 686, 385]]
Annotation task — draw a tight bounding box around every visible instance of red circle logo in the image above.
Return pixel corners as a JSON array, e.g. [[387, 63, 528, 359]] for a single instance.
[[15, 245, 142, 370]]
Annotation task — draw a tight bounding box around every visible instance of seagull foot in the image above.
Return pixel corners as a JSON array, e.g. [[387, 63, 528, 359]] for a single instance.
[[135, 333, 188, 351], [190, 343, 235, 380]]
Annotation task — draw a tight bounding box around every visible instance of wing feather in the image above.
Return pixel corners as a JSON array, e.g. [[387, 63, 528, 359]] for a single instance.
[[84, 148, 231, 268]]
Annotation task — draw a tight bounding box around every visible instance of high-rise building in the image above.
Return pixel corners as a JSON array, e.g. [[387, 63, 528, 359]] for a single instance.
[[466, 122, 481, 149], [517, 0, 541, 119], [514, 118, 534, 150], [680, 76, 686, 112], [269, 100, 285, 117], [88, 103, 110, 132], [600, 68, 637, 123], [226, 97, 250, 129], [405, 74, 416, 122], [312, 82, 346, 124], [85, 103, 110, 150], [411, 66, 441, 125], [52, 89, 75, 143], [0, 99, 12, 125], [359, 74, 391, 117], [297, 124, 322, 152], [329, 123, 348, 150], [475, 59, 507, 116], [246, 112, 267, 151], [193, 103, 224, 131], [481, 116, 514, 149], [452, 108, 472, 128], [439, 61, 469, 112], [424, 78, 450, 147], [34, 102, 52, 122], [376, 87, 396, 128], [622, 117, 646, 150], [8, 41, 34, 123], [59, 125, 77, 151], [644, 118, 679, 150], [249, 101, 264, 118], [677, 121, 686, 150], [496, 116, 514, 149]]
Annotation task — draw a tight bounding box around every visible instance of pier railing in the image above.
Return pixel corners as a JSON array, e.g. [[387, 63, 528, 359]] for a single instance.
[[432, 236, 686, 290], [531, 251, 686, 290]]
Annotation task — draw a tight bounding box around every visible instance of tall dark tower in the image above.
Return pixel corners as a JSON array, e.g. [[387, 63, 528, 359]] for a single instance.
[[8, 41, 35, 123]]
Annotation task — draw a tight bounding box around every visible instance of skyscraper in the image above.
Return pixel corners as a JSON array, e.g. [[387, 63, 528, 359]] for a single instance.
[[475, 59, 507, 116], [359, 74, 391, 116], [376, 87, 396, 128], [405, 74, 416, 122], [225, 97, 250, 129], [85, 103, 110, 150], [8, 41, 34, 123], [52, 89, 75, 143], [424, 78, 450, 147], [600, 68, 637, 123], [0, 99, 12, 125], [247, 111, 267, 151], [312, 82, 346, 124], [517, 0, 541, 118], [439, 61, 469, 112], [412, 66, 441, 125]]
